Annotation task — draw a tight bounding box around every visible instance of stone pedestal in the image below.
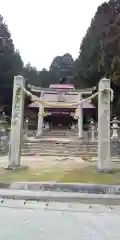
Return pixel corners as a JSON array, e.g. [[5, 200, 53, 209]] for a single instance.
[[36, 92, 44, 137], [7, 75, 27, 170], [97, 78, 111, 172], [78, 94, 83, 139]]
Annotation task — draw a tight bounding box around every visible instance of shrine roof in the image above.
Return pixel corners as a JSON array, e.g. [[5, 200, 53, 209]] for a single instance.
[[49, 84, 75, 90]]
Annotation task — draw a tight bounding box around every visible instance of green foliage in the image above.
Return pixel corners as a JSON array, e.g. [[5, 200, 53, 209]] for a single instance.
[[75, 0, 120, 87], [50, 53, 74, 82], [23, 53, 75, 88], [0, 15, 23, 87], [23, 63, 58, 87], [0, 15, 24, 114]]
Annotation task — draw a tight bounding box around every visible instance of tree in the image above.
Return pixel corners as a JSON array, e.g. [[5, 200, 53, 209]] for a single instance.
[[38, 69, 58, 87], [24, 54, 75, 88], [75, 0, 120, 87], [23, 63, 39, 86], [50, 53, 74, 82], [74, 0, 120, 115], [0, 15, 23, 114], [0, 16, 23, 86], [23, 63, 58, 88]]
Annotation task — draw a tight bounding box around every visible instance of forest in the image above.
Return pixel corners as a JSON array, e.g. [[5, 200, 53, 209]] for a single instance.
[[0, 0, 120, 115]]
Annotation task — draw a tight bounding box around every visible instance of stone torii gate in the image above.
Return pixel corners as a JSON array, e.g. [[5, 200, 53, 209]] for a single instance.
[[6, 75, 112, 172]]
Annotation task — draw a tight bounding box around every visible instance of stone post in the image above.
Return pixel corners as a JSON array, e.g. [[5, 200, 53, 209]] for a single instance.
[[24, 117, 28, 139], [97, 78, 111, 172], [90, 119, 95, 141], [36, 92, 44, 137], [78, 94, 83, 139], [7, 75, 26, 170]]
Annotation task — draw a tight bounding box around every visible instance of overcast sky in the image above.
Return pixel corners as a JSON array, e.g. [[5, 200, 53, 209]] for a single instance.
[[0, 0, 106, 70]]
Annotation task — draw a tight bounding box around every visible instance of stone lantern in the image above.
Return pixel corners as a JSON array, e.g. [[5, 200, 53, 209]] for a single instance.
[[111, 117, 120, 139]]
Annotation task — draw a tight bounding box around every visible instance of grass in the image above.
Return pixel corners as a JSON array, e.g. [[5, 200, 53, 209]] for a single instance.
[[0, 166, 120, 184]]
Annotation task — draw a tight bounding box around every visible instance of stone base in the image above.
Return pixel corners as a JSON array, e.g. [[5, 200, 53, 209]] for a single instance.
[[96, 167, 116, 174], [26, 137, 41, 142], [78, 136, 83, 140], [5, 165, 28, 171], [36, 133, 43, 138], [94, 156, 120, 173]]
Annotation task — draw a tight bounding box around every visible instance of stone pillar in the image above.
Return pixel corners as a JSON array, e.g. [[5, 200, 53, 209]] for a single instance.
[[78, 94, 83, 139], [7, 75, 26, 170], [37, 92, 44, 137], [97, 78, 111, 172]]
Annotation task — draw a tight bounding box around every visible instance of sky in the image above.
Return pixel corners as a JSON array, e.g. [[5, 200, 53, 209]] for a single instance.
[[0, 0, 106, 70]]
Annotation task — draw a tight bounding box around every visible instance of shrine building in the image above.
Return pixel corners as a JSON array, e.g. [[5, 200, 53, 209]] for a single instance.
[[27, 84, 96, 132]]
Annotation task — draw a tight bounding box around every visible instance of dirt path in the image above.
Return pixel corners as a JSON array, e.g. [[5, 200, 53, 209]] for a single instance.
[[0, 155, 89, 171]]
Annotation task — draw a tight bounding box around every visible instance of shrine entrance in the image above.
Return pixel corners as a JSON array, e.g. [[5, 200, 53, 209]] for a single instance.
[[28, 84, 96, 137], [44, 108, 75, 128], [45, 114, 74, 128]]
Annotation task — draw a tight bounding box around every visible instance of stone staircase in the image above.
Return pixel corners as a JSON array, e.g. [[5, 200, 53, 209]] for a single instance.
[[21, 129, 97, 158], [30, 128, 90, 139], [42, 129, 78, 137]]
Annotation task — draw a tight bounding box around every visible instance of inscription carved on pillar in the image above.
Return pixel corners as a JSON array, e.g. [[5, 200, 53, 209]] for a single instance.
[[8, 75, 25, 169]]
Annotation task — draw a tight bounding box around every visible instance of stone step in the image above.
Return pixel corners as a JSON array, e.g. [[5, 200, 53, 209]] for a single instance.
[[42, 132, 78, 137], [23, 142, 97, 146], [21, 151, 97, 157], [22, 146, 97, 149], [44, 131, 77, 133], [21, 146, 97, 153], [21, 129, 98, 157], [21, 149, 97, 153], [22, 147, 97, 152], [22, 141, 98, 153], [27, 130, 90, 138], [22, 146, 97, 151], [23, 141, 97, 146], [44, 133, 78, 136], [22, 144, 97, 149], [43, 130, 77, 133]]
